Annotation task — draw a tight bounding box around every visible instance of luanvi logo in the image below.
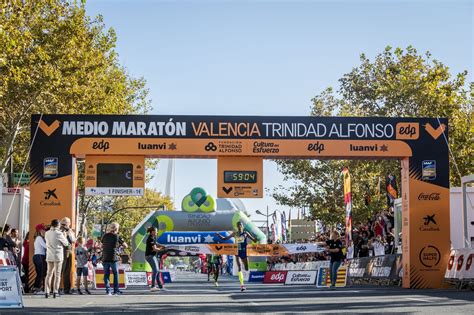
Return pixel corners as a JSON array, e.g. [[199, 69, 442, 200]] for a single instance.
[[41, 188, 61, 206], [418, 193, 440, 201], [38, 120, 61, 136], [424, 123, 446, 140]]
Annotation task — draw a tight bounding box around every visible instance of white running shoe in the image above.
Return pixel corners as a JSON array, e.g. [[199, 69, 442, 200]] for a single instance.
[[214, 282, 219, 287], [150, 287, 160, 292]]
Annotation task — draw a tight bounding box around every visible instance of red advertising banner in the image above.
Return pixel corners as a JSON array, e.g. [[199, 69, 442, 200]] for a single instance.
[[263, 271, 287, 284]]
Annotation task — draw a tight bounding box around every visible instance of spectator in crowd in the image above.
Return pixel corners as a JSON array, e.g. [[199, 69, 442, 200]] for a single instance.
[[101, 222, 127, 296], [317, 230, 344, 289], [356, 230, 370, 257], [385, 228, 395, 254], [21, 232, 29, 291], [75, 236, 91, 295], [0, 224, 15, 252], [45, 219, 70, 299], [32, 224, 47, 293], [145, 226, 164, 292], [60, 217, 76, 294]]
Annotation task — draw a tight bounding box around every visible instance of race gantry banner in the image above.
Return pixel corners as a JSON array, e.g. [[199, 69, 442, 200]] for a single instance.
[[165, 243, 324, 256], [29, 114, 450, 289]]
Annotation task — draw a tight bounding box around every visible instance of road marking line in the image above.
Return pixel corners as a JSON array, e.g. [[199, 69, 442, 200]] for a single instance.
[[405, 297, 431, 303]]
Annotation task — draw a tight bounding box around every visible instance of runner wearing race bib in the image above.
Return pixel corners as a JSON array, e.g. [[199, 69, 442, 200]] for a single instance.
[[216, 221, 256, 292], [210, 254, 222, 286]]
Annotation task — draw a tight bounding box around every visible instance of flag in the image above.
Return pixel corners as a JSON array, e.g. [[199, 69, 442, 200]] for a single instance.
[[342, 167, 352, 244], [386, 174, 398, 207], [364, 183, 371, 206], [281, 212, 287, 242], [288, 209, 292, 241]]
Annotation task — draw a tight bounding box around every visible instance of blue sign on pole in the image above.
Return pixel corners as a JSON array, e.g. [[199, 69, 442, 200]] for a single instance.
[[157, 232, 234, 244]]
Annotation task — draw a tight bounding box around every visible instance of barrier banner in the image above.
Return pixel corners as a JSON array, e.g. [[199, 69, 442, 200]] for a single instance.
[[273, 260, 329, 271], [263, 271, 287, 284], [316, 266, 347, 288], [444, 248, 474, 280], [125, 272, 148, 286], [348, 257, 371, 278], [166, 243, 324, 256], [285, 270, 318, 285], [445, 249, 457, 279], [248, 271, 265, 283], [390, 254, 404, 280], [0, 266, 23, 309], [94, 268, 126, 289], [146, 271, 173, 284], [367, 255, 397, 278]]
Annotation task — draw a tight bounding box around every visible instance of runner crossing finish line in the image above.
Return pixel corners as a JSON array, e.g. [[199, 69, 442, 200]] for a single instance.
[[168, 227, 323, 292]]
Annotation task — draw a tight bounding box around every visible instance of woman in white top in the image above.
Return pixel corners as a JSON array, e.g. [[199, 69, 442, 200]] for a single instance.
[[32, 224, 47, 293]]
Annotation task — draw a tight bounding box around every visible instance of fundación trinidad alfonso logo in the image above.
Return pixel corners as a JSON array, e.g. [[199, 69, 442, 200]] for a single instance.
[[38, 119, 61, 136]]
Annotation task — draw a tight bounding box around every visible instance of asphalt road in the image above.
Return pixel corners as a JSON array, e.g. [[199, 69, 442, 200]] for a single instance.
[[2, 272, 473, 314]]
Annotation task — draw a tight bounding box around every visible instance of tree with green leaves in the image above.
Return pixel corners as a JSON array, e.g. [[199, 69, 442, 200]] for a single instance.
[[275, 46, 473, 226], [0, 0, 150, 174], [85, 188, 174, 251]]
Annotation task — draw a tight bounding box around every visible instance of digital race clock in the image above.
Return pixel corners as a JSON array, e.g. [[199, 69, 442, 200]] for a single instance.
[[223, 171, 257, 184]]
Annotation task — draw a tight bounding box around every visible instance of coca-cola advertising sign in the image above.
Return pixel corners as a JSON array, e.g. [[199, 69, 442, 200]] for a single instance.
[[263, 271, 287, 284], [417, 192, 440, 201]]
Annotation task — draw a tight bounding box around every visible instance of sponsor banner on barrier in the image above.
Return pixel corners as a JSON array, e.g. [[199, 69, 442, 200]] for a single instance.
[[348, 257, 371, 278], [367, 255, 397, 279], [248, 271, 266, 283], [263, 271, 287, 284], [0, 267, 23, 309], [347, 255, 402, 280], [94, 269, 126, 289], [125, 272, 148, 286], [316, 266, 347, 288], [147, 271, 173, 284], [285, 271, 317, 285], [166, 243, 324, 256], [273, 260, 329, 271], [445, 248, 474, 280]]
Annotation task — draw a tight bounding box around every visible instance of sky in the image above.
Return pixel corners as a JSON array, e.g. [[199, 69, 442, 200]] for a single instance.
[[85, 0, 473, 221]]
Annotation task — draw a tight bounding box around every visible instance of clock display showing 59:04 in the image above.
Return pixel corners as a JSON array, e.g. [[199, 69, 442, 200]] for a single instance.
[[223, 171, 257, 184]]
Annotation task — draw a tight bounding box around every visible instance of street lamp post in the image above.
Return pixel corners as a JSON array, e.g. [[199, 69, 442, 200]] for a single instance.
[[256, 206, 272, 241]]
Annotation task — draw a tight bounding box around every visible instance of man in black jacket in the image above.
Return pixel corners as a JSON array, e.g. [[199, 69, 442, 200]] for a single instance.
[[101, 222, 127, 296]]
